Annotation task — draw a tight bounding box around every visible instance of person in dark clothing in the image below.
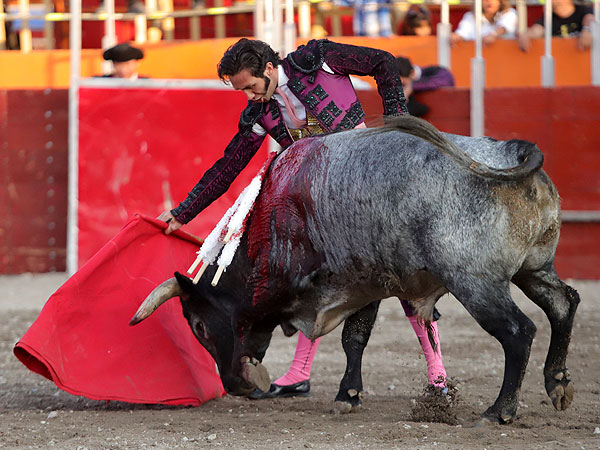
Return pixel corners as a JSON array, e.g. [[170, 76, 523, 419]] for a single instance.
[[102, 42, 145, 79], [396, 56, 455, 117], [518, 0, 594, 51]]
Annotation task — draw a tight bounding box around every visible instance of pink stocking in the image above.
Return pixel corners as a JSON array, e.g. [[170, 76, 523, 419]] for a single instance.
[[274, 332, 321, 386], [408, 316, 447, 388]]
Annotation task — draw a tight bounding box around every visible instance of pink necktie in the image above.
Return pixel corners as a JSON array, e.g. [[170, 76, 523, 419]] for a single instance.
[[275, 86, 307, 129]]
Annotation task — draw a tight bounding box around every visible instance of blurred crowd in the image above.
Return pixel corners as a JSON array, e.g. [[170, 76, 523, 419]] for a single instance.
[[329, 0, 593, 51], [2, 0, 595, 49]]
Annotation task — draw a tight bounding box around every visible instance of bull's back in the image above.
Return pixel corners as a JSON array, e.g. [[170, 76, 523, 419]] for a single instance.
[[263, 128, 560, 278]]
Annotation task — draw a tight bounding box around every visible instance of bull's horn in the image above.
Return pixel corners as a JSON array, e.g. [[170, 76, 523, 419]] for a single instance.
[[129, 277, 183, 326]]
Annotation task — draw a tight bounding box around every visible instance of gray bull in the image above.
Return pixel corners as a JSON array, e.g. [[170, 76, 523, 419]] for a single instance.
[[131, 116, 579, 424]]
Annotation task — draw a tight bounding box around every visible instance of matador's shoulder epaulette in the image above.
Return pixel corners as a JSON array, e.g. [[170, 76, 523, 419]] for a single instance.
[[285, 39, 328, 74]]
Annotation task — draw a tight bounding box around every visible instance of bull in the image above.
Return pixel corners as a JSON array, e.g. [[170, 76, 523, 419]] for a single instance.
[[131, 115, 579, 424]]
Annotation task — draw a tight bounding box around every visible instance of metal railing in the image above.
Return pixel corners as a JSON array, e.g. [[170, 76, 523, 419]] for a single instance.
[[0, 0, 578, 51], [0, 0, 258, 50]]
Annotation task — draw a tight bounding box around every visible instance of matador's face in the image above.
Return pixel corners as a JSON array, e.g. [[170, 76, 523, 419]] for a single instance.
[[229, 62, 278, 103]]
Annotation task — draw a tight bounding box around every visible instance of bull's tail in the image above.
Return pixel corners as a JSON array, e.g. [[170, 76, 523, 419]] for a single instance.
[[376, 115, 543, 181]]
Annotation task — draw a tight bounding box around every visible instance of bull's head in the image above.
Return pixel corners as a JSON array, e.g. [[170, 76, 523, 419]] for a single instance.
[[129, 272, 271, 396]]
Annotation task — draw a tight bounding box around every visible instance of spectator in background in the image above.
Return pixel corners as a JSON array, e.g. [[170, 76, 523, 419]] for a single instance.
[[337, 0, 393, 37], [518, 0, 593, 51], [396, 56, 455, 117], [97, 0, 146, 13], [451, 0, 518, 45], [102, 43, 146, 79], [400, 4, 432, 36], [3, 0, 17, 49]]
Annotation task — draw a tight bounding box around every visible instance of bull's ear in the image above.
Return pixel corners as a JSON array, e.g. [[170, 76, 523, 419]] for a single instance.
[[174, 271, 196, 298]]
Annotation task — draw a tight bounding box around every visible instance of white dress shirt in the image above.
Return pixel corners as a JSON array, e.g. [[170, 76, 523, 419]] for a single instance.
[[455, 8, 518, 40]]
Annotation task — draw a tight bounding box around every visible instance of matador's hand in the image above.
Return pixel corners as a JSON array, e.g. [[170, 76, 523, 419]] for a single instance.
[[157, 211, 183, 235]]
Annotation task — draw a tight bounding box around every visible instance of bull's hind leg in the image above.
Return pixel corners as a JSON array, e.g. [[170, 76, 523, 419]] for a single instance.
[[333, 300, 381, 414], [512, 265, 580, 411], [448, 279, 536, 424]]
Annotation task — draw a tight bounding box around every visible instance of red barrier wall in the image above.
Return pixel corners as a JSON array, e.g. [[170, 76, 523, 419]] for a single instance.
[[0, 89, 68, 273], [78, 86, 270, 266], [2, 86, 599, 278]]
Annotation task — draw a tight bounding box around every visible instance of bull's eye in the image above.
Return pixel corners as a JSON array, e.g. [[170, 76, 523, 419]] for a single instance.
[[192, 318, 206, 338]]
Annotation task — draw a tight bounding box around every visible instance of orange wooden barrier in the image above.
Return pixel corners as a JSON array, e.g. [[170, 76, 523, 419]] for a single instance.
[[0, 36, 593, 88]]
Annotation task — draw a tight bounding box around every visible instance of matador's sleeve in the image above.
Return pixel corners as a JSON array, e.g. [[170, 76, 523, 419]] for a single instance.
[[319, 39, 408, 116], [170, 102, 267, 224]]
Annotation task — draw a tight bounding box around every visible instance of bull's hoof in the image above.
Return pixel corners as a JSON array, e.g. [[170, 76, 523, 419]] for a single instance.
[[545, 368, 574, 411], [240, 356, 271, 393], [476, 414, 514, 427], [475, 416, 503, 428], [331, 401, 353, 415], [332, 389, 363, 414], [479, 405, 517, 425]]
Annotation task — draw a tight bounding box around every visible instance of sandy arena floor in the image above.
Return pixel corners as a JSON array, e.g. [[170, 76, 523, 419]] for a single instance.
[[1, 273, 599, 449]]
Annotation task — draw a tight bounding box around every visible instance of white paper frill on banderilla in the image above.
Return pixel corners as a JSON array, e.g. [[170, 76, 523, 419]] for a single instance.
[[187, 149, 280, 286]]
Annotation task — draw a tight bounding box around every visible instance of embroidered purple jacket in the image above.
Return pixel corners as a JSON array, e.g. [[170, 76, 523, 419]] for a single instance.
[[171, 39, 408, 224]]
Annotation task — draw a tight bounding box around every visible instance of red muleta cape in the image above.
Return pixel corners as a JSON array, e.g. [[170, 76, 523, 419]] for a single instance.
[[14, 214, 225, 406]]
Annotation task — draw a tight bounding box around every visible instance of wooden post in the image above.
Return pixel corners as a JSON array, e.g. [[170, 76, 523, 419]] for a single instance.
[[160, 0, 174, 40], [516, 0, 527, 37], [283, 0, 295, 55], [145, 0, 163, 42], [297, 1, 311, 39], [254, 0, 264, 39], [215, 0, 225, 39], [43, 0, 55, 49], [19, 0, 33, 52], [134, 13, 148, 43], [331, 6, 341, 36], [0, 0, 6, 50], [190, 0, 201, 40], [541, 0, 555, 86]]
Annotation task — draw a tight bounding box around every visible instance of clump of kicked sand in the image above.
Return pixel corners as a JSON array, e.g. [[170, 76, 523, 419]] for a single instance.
[[410, 379, 460, 425]]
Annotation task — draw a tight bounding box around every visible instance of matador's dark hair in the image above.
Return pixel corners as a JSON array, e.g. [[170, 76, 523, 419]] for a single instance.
[[217, 38, 281, 83]]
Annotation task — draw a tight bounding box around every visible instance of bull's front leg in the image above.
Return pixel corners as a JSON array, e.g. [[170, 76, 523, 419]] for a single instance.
[[333, 300, 381, 414]]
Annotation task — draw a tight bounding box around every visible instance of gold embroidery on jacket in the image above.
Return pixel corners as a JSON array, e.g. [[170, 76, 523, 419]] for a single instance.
[[288, 111, 327, 141]]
